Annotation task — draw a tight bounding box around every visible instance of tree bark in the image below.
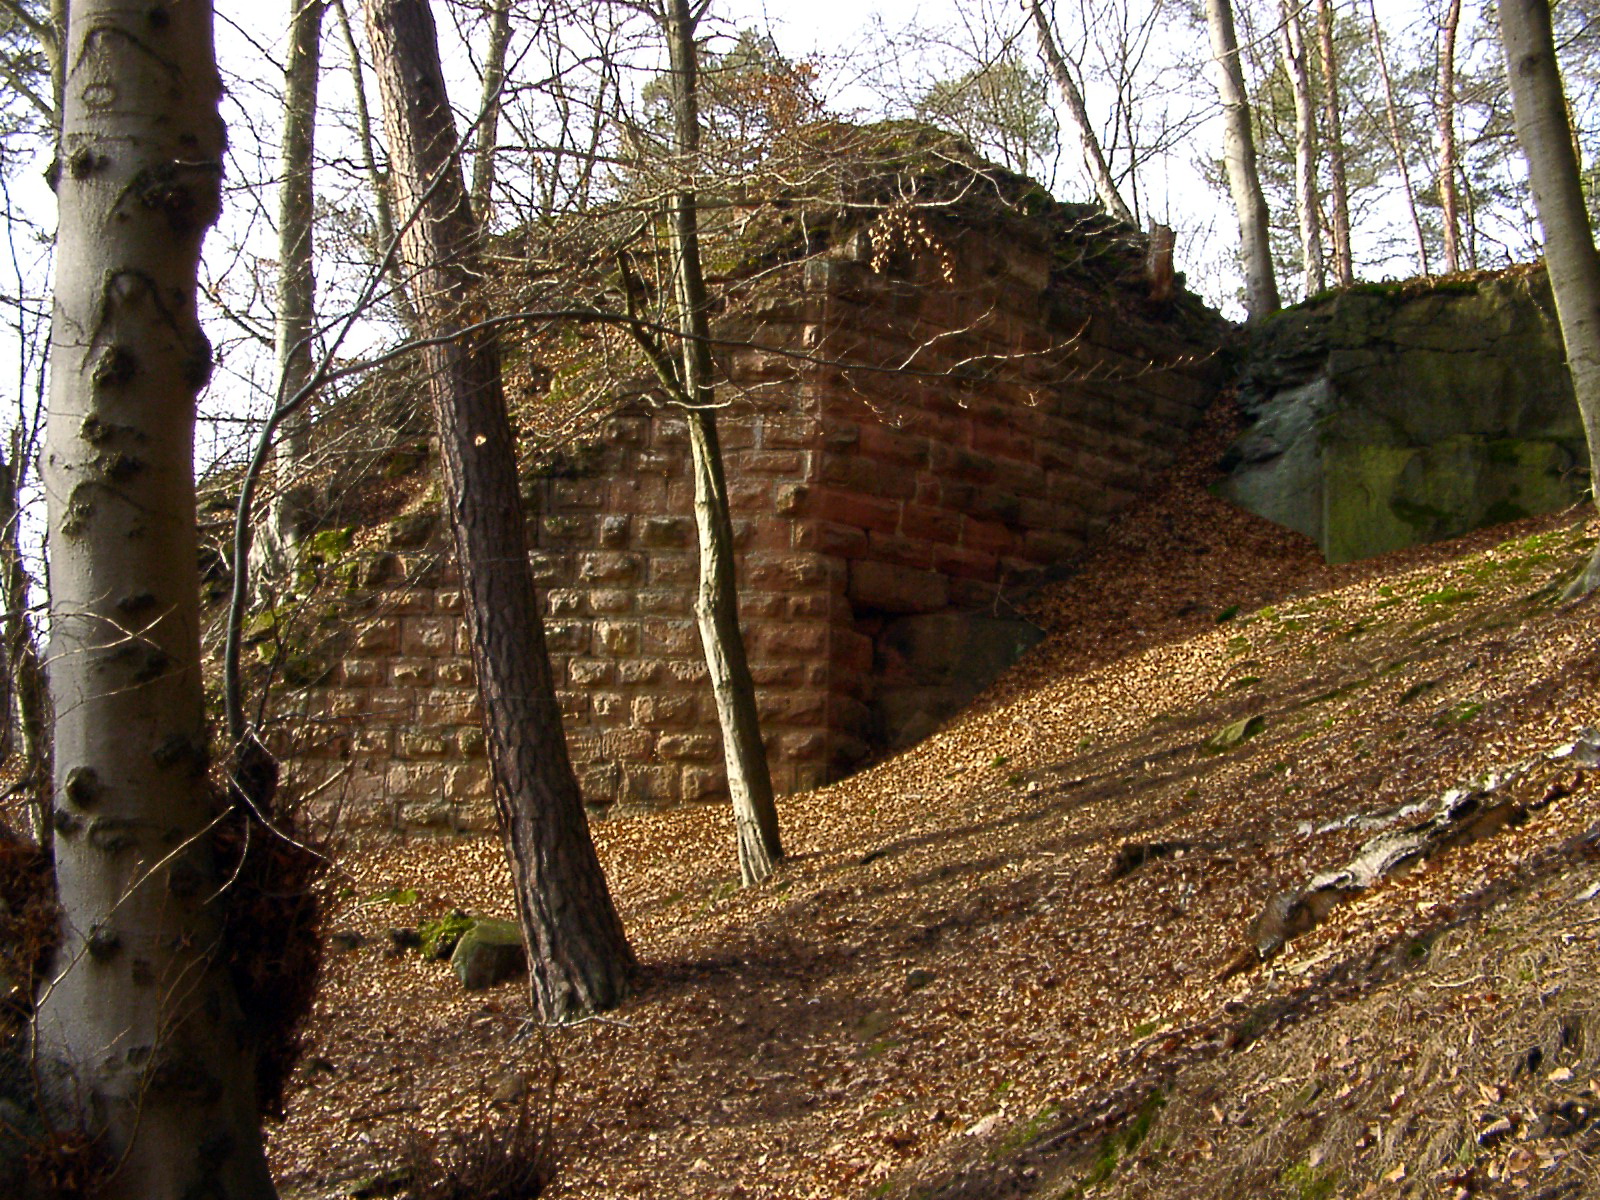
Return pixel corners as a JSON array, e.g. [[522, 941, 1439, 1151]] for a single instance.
[[1027, 0, 1134, 226], [260, 0, 325, 576], [0, 433, 49, 848], [34, 0, 277, 1193], [469, 0, 510, 225], [364, 0, 635, 1018], [332, 0, 421, 335], [1438, 0, 1464, 274], [1317, 0, 1354, 286], [1369, 0, 1431, 276], [1279, 0, 1325, 297], [1500, 0, 1600, 595], [663, 0, 783, 886], [1205, 0, 1280, 320]]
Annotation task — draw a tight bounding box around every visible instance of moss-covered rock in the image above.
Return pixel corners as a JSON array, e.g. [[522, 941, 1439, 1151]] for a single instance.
[[1218, 268, 1587, 563], [449, 918, 526, 991]]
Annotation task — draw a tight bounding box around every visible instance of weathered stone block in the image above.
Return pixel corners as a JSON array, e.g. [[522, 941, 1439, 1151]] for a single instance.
[[633, 694, 697, 726], [402, 618, 455, 657], [544, 620, 591, 654], [577, 552, 642, 585], [667, 659, 708, 684], [621, 764, 678, 805], [680, 765, 727, 801], [398, 732, 449, 759], [848, 561, 948, 614], [418, 689, 479, 726], [593, 621, 640, 655], [568, 658, 616, 686], [658, 733, 719, 761], [340, 659, 382, 687], [390, 660, 434, 687], [589, 589, 635, 614], [352, 619, 401, 656], [637, 516, 693, 547], [617, 658, 665, 685], [547, 588, 586, 616], [642, 619, 698, 656], [637, 589, 690, 615]]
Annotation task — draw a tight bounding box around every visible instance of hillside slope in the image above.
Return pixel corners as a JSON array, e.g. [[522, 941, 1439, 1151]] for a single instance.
[[272, 401, 1600, 1200]]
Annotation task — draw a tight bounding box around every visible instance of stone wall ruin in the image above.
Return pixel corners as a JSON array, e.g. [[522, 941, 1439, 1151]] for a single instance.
[[265, 173, 1227, 832]]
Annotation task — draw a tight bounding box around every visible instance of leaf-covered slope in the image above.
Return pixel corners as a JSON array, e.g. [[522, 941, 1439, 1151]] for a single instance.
[[270, 399, 1600, 1200]]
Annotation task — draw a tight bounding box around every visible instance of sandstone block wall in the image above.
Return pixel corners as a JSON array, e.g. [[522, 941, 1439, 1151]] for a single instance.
[[274, 199, 1224, 831]]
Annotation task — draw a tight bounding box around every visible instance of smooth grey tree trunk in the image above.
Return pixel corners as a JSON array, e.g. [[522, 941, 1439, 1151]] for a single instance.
[[1279, 0, 1325, 298], [1369, 0, 1430, 276], [1438, 0, 1464, 274], [260, 0, 325, 574], [364, 0, 635, 1017], [664, 0, 783, 887], [1028, 0, 1134, 226], [1500, 0, 1600, 595], [1205, 0, 1279, 320], [469, 0, 511, 225], [34, 0, 277, 1193], [1317, 0, 1354, 286]]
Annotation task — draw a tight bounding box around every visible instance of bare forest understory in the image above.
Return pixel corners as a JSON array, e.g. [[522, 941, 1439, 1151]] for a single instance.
[[271, 403, 1600, 1199]]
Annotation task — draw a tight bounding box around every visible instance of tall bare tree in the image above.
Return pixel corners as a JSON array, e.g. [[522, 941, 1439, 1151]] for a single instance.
[[364, 0, 636, 1018], [470, 0, 511, 224], [34, 0, 279, 1190], [261, 0, 326, 571], [648, 0, 784, 887], [1368, 0, 1430, 275], [1028, 0, 1135, 224], [1205, 0, 1279, 319], [1437, 0, 1464, 274], [1316, 0, 1353, 285], [1279, 0, 1325, 296], [1500, 0, 1600, 596]]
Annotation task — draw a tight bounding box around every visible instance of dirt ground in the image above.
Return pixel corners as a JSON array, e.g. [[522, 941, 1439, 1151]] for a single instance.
[[269, 406, 1600, 1199]]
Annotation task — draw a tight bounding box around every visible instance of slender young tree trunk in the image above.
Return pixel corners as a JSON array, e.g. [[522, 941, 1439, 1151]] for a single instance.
[[1280, 0, 1325, 297], [364, 0, 635, 1017], [1205, 0, 1280, 320], [260, 0, 325, 575], [1369, 0, 1431, 276], [663, 0, 783, 886], [1500, 0, 1600, 595], [1438, 0, 1464, 274], [470, 0, 511, 225], [34, 0, 278, 1193], [1027, 0, 1134, 225], [1317, 0, 1354, 285], [332, 0, 421, 335], [0, 435, 49, 848]]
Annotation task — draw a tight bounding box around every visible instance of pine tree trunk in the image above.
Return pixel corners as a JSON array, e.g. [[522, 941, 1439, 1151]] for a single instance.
[[332, 0, 421, 336], [1027, 0, 1134, 225], [1280, 0, 1325, 297], [664, 0, 783, 886], [1205, 0, 1280, 320], [260, 0, 324, 576], [364, 0, 635, 1017], [1500, 0, 1600, 595], [34, 0, 277, 1193], [1438, 0, 1464, 274], [1317, 0, 1354, 286]]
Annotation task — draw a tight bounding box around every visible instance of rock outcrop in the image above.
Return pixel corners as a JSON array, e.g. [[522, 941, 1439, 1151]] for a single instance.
[[1219, 269, 1588, 563]]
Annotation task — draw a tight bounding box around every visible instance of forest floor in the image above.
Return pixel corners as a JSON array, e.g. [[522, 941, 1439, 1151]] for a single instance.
[[270, 404, 1600, 1200]]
